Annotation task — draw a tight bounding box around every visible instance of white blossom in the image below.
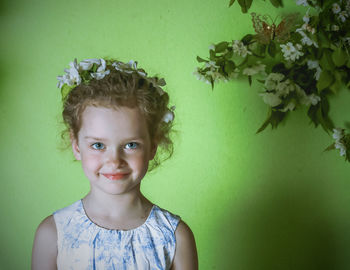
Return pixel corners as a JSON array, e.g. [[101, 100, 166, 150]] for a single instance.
[[296, 0, 309, 6], [332, 128, 347, 157], [112, 60, 147, 76], [307, 60, 322, 80], [303, 9, 311, 24], [308, 93, 321, 105], [57, 74, 71, 88], [296, 29, 318, 47], [338, 10, 348, 22], [259, 92, 282, 107], [162, 106, 176, 123], [332, 3, 341, 14], [91, 58, 111, 80], [264, 73, 285, 90], [60, 58, 81, 87], [280, 42, 304, 61], [79, 58, 100, 70], [333, 128, 345, 140], [275, 79, 295, 97], [332, 24, 340, 31], [335, 141, 347, 156], [209, 44, 215, 51], [232, 40, 252, 57]]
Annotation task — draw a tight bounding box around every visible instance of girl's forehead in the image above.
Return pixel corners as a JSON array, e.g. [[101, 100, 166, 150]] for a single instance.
[[79, 105, 149, 138]]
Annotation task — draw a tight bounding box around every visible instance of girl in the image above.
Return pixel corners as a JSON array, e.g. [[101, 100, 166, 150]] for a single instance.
[[31, 58, 198, 270]]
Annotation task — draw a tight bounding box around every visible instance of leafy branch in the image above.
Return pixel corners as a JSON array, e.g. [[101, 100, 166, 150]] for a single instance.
[[195, 0, 350, 161]]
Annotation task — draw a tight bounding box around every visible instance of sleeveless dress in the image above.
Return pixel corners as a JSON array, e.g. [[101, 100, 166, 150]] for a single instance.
[[53, 199, 180, 270]]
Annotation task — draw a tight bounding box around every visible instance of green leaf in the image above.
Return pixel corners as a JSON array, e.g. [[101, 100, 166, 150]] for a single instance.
[[320, 49, 335, 70], [237, 0, 253, 13], [317, 30, 331, 48], [215, 42, 228, 53], [307, 104, 319, 127], [324, 143, 335, 152], [256, 109, 286, 133], [196, 56, 207, 63], [267, 42, 276, 57], [209, 50, 216, 61], [330, 79, 341, 94], [269, 0, 283, 7], [332, 48, 348, 67], [241, 34, 253, 45], [316, 71, 334, 92], [229, 0, 236, 7], [61, 84, 74, 100], [224, 61, 236, 74], [210, 77, 214, 90], [320, 97, 334, 131]]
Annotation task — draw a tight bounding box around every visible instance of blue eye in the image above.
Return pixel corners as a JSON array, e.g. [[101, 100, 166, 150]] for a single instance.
[[91, 142, 105, 150], [125, 142, 139, 149]]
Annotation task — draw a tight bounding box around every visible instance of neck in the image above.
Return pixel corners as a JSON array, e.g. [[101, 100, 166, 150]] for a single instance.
[[82, 185, 151, 218]]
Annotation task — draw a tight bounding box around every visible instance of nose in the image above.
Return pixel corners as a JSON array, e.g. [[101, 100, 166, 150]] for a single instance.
[[104, 148, 126, 168]]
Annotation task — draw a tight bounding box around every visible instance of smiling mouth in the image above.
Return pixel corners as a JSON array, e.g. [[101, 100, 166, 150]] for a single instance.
[[102, 173, 129, 180]]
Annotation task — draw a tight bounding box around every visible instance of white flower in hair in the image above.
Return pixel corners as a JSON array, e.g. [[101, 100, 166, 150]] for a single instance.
[[60, 58, 81, 86], [91, 58, 110, 80], [162, 106, 175, 123], [79, 58, 100, 70]]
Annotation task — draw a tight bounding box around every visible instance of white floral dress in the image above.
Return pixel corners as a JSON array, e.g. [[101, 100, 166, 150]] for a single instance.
[[53, 199, 180, 270]]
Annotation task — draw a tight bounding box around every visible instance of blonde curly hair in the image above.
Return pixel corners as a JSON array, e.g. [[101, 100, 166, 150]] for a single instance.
[[61, 62, 174, 171]]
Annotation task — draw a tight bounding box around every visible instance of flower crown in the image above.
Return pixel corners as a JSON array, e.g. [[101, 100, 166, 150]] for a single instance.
[[57, 58, 175, 123]]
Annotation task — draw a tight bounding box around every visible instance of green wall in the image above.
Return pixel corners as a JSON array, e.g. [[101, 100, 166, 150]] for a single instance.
[[1, 0, 350, 269]]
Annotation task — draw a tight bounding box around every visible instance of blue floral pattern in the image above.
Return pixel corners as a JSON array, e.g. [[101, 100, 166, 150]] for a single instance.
[[53, 200, 180, 270]]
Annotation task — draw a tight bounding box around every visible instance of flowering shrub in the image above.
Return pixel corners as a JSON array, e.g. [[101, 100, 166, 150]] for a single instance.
[[195, 0, 350, 161]]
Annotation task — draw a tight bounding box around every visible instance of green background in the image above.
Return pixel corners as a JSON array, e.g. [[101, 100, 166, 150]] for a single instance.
[[1, 0, 350, 269]]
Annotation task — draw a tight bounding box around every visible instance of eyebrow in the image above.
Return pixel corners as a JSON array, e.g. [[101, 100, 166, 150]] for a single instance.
[[84, 136, 145, 141]]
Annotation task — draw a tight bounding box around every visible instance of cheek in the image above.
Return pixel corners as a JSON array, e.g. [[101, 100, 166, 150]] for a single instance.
[[81, 153, 102, 171], [129, 152, 150, 170]]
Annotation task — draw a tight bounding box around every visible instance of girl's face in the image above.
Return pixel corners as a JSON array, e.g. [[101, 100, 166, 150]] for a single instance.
[[71, 105, 157, 196]]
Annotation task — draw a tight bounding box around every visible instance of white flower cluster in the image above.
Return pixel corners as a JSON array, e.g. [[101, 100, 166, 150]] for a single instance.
[[280, 42, 304, 61], [295, 9, 319, 48], [332, 1, 350, 23], [333, 128, 347, 157], [57, 58, 173, 123], [57, 58, 167, 95], [232, 40, 252, 58], [260, 73, 321, 111], [57, 58, 110, 88], [193, 60, 235, 85]]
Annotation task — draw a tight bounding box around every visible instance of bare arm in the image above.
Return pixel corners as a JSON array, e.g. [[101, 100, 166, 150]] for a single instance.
[[171, 220, 198, 270], [31, 215, 58, 270]]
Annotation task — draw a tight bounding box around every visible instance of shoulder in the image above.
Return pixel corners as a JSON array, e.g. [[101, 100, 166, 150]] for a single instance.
[[31, 215, 58, 270], [171, 220, 198, 270]]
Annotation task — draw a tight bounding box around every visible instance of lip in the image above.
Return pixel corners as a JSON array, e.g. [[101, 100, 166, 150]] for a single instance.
[[102, 173, 130, 180]]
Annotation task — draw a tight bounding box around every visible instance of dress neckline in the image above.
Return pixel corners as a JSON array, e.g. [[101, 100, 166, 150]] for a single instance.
[[79, 199, 156, 232]]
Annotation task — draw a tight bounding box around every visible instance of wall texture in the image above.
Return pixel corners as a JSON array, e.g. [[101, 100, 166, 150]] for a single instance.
[[1, 0, 350, 269]]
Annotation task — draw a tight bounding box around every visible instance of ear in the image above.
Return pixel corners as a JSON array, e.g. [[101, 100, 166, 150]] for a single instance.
[[70, 131, 81, 161]]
